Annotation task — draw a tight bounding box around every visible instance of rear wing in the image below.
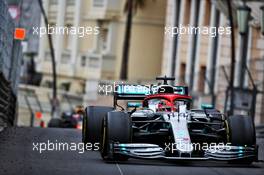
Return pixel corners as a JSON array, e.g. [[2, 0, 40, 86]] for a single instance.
[[114, 84, 149, 100], [113, 84, 189, 108], [113, 84, 150, 109]]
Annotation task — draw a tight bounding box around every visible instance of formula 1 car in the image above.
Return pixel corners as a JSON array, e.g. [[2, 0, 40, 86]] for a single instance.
[[48, 111, 82, 129], [82, 76, 258, 164]]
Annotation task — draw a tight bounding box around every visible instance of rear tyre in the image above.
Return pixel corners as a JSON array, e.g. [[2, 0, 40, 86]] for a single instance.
[[100, 111, 132, 161], [227, 115, 256, 164], [48, 118, 62, 128], [82, 106, 113, 145]]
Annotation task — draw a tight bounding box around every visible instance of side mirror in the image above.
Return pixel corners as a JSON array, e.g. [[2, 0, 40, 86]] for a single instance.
[[201, 104, 214, 110], [127, 102, 142, 108]]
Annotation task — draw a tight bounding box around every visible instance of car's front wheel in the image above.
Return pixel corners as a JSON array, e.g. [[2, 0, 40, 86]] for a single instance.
[[82, 106, 113, 145], [227, 115, 257, 164], [100, 111, 132, 161]]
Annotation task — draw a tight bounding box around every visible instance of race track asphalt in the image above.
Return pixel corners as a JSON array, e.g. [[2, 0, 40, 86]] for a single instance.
[[0, 127, 263, 175]]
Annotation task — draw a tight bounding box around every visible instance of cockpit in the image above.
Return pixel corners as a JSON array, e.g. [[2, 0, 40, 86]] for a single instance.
[[144, 97, 191, 112]]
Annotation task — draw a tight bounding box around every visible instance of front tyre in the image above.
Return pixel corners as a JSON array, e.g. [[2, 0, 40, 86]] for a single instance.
[[82, 106, 113, 145], [227, 115, 257, 164], [100, 111, 132, 161]]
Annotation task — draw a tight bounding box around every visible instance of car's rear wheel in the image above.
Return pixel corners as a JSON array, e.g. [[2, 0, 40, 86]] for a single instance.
[[227, 115, 256, 164], [82, 106, 113, 145], [100, 111, 132, 161], [48, 118, 62, 128]]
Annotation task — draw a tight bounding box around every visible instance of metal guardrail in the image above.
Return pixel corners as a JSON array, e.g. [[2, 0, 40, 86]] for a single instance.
[[256, 124, 264, 138], [18, 84, 84, 115]]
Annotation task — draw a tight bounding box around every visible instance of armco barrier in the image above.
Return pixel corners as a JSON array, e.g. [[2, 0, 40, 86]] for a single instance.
[[256, 125, 264, 138]]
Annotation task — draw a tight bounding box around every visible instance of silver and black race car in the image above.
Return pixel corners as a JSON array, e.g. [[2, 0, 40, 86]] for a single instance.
[[82, 77, 258, 164]]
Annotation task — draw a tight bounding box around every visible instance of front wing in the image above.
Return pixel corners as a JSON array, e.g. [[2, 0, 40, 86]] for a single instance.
[[111, 143, 258, 161]]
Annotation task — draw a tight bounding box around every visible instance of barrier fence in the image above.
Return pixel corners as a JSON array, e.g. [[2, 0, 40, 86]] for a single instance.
[[0, 0, 22, 127]]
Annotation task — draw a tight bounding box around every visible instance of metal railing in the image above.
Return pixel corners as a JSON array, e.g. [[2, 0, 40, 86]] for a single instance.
[[17, 84, 84, 126], [256, 125, 264, 138], [184, 58, 264, 124]]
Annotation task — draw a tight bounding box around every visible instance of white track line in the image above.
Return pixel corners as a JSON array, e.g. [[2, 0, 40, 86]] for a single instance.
[[116, 163, 124, 175]]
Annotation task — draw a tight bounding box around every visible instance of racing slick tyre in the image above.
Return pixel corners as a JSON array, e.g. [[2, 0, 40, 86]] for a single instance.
[[100, 111, 132, 161], [48, 118, 62, 128], [82, 106, 114, 145], [227, 115, 256, 164]]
